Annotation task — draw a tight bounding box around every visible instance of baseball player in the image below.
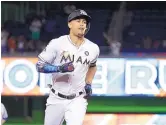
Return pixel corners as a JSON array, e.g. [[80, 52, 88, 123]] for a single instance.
[[36, 9, 100, 125], [1, 103, 8, 125]]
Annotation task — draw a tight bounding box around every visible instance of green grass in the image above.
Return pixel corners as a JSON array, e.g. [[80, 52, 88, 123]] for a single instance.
[[87, 96, 166, 113], [6, 124, 42, 125], [6, 123, 66, 125], [5, 122, 66, 125], [4, 97, 166, 124]]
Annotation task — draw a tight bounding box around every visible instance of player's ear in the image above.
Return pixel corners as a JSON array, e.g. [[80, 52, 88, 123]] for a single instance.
[[68, 22, 72, 29]]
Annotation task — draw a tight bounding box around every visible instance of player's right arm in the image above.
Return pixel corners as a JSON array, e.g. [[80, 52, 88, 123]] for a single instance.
[[1, 103, 8, 125], [36, 39, 74, 73], [36, 60, 74, 73]]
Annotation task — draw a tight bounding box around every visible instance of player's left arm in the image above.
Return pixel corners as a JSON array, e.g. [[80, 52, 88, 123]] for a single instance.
[[84, 45, 100, 97], [85, 66, 97, 84]]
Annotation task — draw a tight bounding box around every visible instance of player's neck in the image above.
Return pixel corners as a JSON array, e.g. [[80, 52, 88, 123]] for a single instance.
[[69, 33, 84, 47]]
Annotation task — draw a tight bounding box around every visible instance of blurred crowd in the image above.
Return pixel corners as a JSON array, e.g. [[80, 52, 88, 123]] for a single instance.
[[2, 15, 49, 54], [1, 3, 78, 55], [1, 2, 166, 56], [122, 36, 166, 53]]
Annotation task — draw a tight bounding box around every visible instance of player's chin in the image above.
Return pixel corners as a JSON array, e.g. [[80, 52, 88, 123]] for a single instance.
[[77, 33, 85, 38]]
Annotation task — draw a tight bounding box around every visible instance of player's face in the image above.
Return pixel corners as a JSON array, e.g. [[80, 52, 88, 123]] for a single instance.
[[68, 18, 87, 37]]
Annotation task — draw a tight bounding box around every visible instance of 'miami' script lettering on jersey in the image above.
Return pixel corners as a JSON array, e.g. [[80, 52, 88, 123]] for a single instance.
[[60, 54, 90, 65], [37, 35, 100, 95]]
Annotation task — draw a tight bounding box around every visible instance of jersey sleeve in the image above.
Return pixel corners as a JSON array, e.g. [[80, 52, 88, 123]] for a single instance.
[[38, 39, 58, 64], [90, 45, 100, 67], [1, 104, 8, 120]]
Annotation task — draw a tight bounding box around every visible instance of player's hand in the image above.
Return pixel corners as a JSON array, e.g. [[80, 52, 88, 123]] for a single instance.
[[84, 83, 92, 99], [58, 62, 74, 73]]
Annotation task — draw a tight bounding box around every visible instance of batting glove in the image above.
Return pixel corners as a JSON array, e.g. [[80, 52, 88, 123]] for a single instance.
[[84, 83, 92, 99], [58, 62, 74, 73]]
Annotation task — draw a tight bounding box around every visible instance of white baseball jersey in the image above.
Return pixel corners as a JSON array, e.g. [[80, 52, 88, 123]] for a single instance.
[[1, 103, 8, 120], [38, 35, 100, 95]]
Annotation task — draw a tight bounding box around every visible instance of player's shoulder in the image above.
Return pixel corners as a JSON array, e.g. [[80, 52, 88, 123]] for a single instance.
[[85, 38, 100, 52], [49, 35, 67, 44]]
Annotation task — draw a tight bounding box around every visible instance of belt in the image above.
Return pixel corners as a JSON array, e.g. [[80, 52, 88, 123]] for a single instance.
[[51, 88, 83, 100]]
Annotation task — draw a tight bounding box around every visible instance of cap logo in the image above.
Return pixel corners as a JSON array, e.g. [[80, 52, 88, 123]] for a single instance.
[[80, 10, 87, 15]]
